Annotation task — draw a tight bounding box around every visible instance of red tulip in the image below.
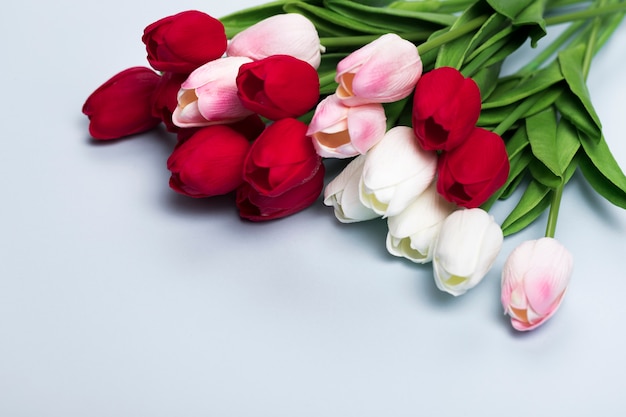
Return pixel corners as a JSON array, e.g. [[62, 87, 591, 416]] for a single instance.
[[236, 167, 325, 221], [167, 125, 251, 198], [142, 10, 227, 74], [412, 67, 481, 151], [436, 127, 509, 208], [243, 118, 322, 197], [236, 55, 320, 120], [82, 67, 161, 140], [151, 71, 188, 132]]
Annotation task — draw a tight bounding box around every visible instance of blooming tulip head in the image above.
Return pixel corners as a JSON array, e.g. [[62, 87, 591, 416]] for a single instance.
[[412, 66, 482, 152], [243, 118, 323, 198], [167, 125, 251, 198], [335, 33, 422, 106], [359, 126, 438, 217], [227, 14, 323, 69], [82, 66, 161, 140], [323, 155, 380, 223], [172, 56, 254, 128], [142, 10, 228, 74], [236, 55, 320, 121], [437, 127, 509, 208], [501, 238, 573, 331], [307, 94, 387, 158], [432, 208, 503, 296], [386, 182, 457, 263]]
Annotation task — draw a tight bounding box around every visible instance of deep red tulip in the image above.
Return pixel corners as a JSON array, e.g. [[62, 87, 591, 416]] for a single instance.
[[243, 118, 322, 197], [142, 10, 227, 74], [151, 71, 188, 132], [236, 55, 320, 121], [236, 166, 325, 221], [82, 67, 161, 140], [436, 127, 509, 208], [412, 67, 481, 151], [167, 125, 251, 198]]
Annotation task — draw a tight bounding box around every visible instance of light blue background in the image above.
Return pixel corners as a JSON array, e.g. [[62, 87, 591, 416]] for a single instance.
[[1, 1, 625, 416]]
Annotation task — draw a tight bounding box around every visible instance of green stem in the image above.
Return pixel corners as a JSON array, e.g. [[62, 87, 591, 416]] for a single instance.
[[545, 183, 564, 238], [492, 92, 547, 136], [417, 16, 488, 55], [544, 2, 626, 25]]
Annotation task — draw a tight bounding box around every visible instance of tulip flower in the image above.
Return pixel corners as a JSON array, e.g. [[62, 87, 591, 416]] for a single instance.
[[167, 125, 251, 198], [151, 71, 189, 132], [82, 66, 161, 140], [437, 127, 509, 208], [359, 126, 438, 217], [307, 94, 387, 158], [323, 155, 379, 223], [386, 182, 457, 263], [142, 10, 227, 74], [243, 118, 323, 197], [172, 56, 254, 128], [432, 208, 503, 296], [237, 167, 325, 221], [227, 14, 323, 69], [412, 66, 482, 152], [335, 33, 422, 106], [501, 238, 573, 331], [236, 55, 320, 120]]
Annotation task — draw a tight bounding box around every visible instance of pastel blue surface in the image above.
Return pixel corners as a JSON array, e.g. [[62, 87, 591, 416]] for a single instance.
[[1, 1, 625, 416]]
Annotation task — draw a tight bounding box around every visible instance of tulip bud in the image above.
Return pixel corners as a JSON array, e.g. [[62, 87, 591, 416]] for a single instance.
[[82, 67, 161, 140], [166, 125, 251, 198], [501, 238, 573, 331], [142, 10, 227, 74], [432, 208, 503, 296], [151, 71, 188, 132], [227, 14, 323, 69], [437, 127, 509, 208], [323, 155, 379, 223], [237, 167, 325, 221], [335, 33, 422, 106], [386, 182, 457, 263], [412, 66, 481, 152], [236, 55, 320, 120], [307, 94, 387, 159], [359, 126, 438, 217], [243, 118, 322, 197], [172, 56, 254, 128]]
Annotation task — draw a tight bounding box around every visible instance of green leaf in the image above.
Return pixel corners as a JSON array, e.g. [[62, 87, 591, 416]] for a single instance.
[[579, 133, 626, 209], [557, 44, 602, 141], [526, 108, 561, 177], [478, 85, 561, 125], [482, 60, 563, 109], [283, 2, 363, 36], [470, 62, 502, 100], [501, 180, 552, 236], [555, 118, 581, 174], [324, 0, 455, 34], [220, 1, 297, 37], [486, 0, 546, 45]]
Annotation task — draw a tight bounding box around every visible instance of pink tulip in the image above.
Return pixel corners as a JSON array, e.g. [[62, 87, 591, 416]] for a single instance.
[[172, 56, 254, 128], [307, 94, 387, 158], [227, 14, 322, 69], [335, 33, 422, 106], [501, 238, 573, 331]]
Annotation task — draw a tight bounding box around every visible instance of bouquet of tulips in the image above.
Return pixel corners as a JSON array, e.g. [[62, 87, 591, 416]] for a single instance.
[[82, 0, 626, 332]]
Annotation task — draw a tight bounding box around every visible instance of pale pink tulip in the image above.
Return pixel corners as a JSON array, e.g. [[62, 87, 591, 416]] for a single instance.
[[227, 14, 323, 69], [307, 94, 387, 159], [172, 56, 254, 128], [335, 33, 422, 106], [501, 238, 573, 331]]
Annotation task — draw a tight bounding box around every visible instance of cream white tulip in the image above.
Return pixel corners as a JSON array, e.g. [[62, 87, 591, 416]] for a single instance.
[[359, 126, 437, 217], [386, 182, 457, 263], [432, 208, 503, 296], [323, 155, 379, 223]]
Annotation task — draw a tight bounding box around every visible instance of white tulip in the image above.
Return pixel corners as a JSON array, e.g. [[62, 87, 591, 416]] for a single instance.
[[432, 208, 503, 296], [359, 126, 437, 217], [323, 155, 379, 223], [386, 182, 457, 263]]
